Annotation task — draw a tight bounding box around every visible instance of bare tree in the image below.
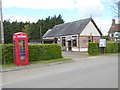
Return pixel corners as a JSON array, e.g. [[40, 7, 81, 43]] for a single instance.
[[112, 0, 120, 18]]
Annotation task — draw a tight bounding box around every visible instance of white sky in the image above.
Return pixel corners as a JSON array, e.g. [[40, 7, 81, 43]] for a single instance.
[[2, 0, 116, 35], [3, 0, 103, 10]]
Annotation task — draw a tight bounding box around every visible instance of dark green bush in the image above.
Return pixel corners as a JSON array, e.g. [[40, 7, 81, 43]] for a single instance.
[[118, 42, 120, 52], [2, 44, 62, 64], [88, 42, 120, 56], [0, 44, 2, 64], [3, 44, 13, 64], [29, 44, 62, 61], [105, 42, 118, 53], [88, 42, 99, 56]]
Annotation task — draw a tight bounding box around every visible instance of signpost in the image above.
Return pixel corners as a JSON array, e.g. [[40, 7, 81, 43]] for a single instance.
[[99, 39, 106, 54]]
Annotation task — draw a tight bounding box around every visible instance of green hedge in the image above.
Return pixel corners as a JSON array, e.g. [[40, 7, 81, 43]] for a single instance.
[[88, 42, 120, 56], [88, 42, 99, 56], [2, 44, 62, 64], [3, 44, 13, 64], [118, 43, 120, 52], [0, 44, 2, 64], [29, 44, 62, 61], [105, 42, 118, 53]]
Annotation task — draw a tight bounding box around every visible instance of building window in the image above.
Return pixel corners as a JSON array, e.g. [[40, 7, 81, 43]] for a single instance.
[[72, 36, 77, 47], [62, 37, 66, 46]]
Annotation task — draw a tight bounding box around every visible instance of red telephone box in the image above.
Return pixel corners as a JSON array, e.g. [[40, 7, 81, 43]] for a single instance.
[[13, 32, 29, 66]]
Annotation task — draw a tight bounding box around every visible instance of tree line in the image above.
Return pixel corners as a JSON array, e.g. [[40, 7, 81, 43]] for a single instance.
[[3, 14, 64, 44]]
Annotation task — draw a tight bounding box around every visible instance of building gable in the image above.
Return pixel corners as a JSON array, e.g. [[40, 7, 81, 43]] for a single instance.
[[80, 21, 101, 36]]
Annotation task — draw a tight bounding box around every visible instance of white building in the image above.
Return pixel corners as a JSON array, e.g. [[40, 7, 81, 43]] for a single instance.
[[43, 18, 102, 52]]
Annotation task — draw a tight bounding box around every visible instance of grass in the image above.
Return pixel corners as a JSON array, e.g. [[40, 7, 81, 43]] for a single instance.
[[1, 58, 72, 68], [1, 63, 16, 67], [30, 58, 72, 64]]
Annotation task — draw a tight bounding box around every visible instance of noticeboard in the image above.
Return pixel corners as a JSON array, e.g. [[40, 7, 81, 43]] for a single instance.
[[99, 39, 106, 47]]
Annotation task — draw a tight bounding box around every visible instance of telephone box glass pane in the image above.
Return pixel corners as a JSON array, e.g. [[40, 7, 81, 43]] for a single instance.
[[19, 40, 26, 61]]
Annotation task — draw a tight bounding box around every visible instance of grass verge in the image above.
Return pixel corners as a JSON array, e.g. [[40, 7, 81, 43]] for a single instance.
[[30, 58, 72, 64], [1, 58, 72, 68], [1, 63, 16, 67]]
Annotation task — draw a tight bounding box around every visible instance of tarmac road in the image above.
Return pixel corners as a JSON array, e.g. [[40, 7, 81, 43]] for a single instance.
[[2, 52, 118, 88]]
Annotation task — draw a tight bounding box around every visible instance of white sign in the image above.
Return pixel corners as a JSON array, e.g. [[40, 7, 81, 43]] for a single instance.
[[99, 39, 106, 47], [17, 35, 26, 38]]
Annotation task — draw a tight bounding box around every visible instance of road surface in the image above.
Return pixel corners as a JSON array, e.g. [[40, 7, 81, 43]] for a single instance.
[[2, 52, 118, 88]]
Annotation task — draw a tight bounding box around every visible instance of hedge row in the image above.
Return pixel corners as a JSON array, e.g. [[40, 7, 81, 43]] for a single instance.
[[3, 44, 13, 64], [88, 42, 99, 56], [0, 44, 2, 64], [2, 44, 62, 64], [29, 44, 62, 61], [105, 43, 118, 53], [88, 42, 120, 56]]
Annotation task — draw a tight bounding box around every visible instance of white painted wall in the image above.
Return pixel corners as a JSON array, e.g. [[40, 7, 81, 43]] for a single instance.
[[69, 47, 88, 52], [109, 32, 120, 38], [72, 47, 79, 51], [80, 21, 100, 36], [80, 48, 88, 52], [114, 32, 120, 38]]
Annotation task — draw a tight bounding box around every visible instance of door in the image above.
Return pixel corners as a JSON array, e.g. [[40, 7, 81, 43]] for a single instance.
[[54, 38, 57, 44], [18, 40, 26, 62], [68, 40, 71, 51]]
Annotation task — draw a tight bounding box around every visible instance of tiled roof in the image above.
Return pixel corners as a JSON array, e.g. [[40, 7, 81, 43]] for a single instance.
[[43, 18, 102, 38], [108, 24, 120, 33]]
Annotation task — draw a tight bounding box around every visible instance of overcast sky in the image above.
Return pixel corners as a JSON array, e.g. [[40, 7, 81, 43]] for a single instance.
[[2, 0, 117, 35]]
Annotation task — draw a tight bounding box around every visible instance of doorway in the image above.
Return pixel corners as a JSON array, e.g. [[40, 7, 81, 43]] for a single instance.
[[68, 40, 72, 51]]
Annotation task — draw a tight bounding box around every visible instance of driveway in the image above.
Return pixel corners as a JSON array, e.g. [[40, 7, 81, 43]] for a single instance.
[[62, 51, 89, 61], [62, 51, 88, 58]]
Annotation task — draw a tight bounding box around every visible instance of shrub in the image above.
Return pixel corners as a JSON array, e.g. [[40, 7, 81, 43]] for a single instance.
[[29, 44, 62, 61], [88, 42, 99, 56], [3, 44, 13, 64], [88, 42, 120, 56], [0, 44, 2, 64], [118, 42, 120, 52], [105, 42, 118, 53], [2, 44, 62, 64]]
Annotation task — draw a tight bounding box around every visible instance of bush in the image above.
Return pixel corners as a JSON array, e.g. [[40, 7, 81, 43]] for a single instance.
[[88, 42, 120, 56], [105, 42, 118, 53], [3, 44, 13, 64], [0, 44, 2, 64], [118, 42, 120, 52], [2, 44, 62, 64], [88, 42, 99, 56], [29, 44, 62, 61]]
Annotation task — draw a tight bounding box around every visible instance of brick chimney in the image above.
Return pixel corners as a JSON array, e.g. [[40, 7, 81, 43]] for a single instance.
[[112, 19, 115, 24]]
